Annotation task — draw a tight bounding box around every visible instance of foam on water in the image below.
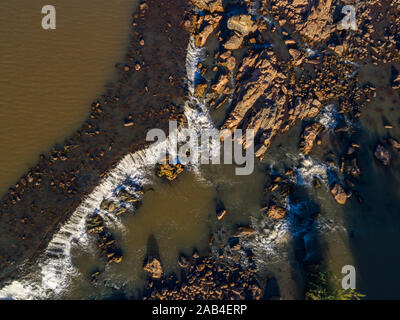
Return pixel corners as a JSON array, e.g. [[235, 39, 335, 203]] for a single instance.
[[0, 36, 216, 300]]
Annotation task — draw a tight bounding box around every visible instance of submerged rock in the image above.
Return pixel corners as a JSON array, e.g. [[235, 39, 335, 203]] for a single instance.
[[264, 205, 287, 220], [194, 14, 222, 47], [191, 0, 224, 13], [389, 138, 400, 150], [117, 190, 139, 203]]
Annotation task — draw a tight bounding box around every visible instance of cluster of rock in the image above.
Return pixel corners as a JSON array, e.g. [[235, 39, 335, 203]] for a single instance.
[[143, 257, 164, 279], [299, 123, 323, 156], [87, 213, 123, 264]]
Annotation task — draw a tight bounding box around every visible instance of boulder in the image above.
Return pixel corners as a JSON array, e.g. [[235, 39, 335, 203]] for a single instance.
[[330, 183, 348, 205], [234, 226, 254, 237], [227, 15, 257, 36], [374, 144, 390, 166], [223, 33, 244, 50]]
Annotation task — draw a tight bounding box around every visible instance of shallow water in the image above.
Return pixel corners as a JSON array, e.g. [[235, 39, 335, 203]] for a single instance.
[[0, 0, 137, 196]]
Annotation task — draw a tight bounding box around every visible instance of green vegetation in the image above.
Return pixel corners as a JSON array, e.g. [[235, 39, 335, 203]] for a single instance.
[[305, 267, 365, 300]]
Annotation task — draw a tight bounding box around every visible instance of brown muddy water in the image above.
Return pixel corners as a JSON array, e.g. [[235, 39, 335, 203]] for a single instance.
[[0, 0, 137, 196]]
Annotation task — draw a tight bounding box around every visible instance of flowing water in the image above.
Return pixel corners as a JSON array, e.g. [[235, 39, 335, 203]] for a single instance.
[[0, 0, 137, 196]]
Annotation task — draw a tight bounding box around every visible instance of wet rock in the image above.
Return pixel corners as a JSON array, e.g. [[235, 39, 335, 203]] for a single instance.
[[298, 123, 323, 156], [144, 257, 163, 279], [266, 205, 286, 220], [227, 15, 257, 37], [87, 214, 105, 234], [374, 144, 391, 166], [341, 154, 361, 179], [191, 0, 224, 13], [234, 226, 254, 237], [225, 56, 236, 72], [87, 213, 123, 264], [269, 0, 334, 44], [124, 118, 135, 127], [194, 83, 208, 99], [330, 183, 349, 205], [216, 208, 227, 220], [389, 138, 400, 150], [117, 190, 139, 203], [228, 237, 241, 251]]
